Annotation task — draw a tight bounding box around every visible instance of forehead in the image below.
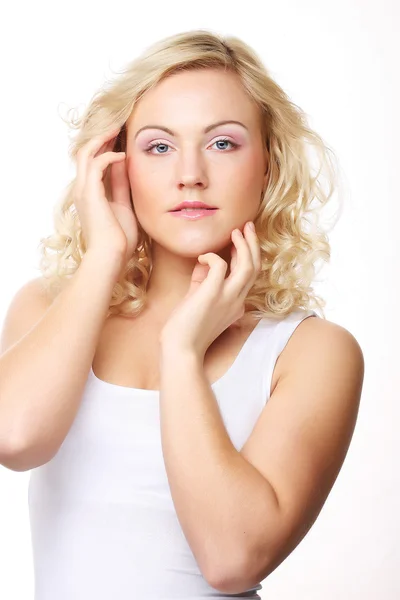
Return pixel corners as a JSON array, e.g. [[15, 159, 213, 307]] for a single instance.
[[126, 68, 262, 133]]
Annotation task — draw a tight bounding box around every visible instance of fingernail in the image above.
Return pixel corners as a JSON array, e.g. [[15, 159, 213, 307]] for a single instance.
[[248, 221, 255, 231]]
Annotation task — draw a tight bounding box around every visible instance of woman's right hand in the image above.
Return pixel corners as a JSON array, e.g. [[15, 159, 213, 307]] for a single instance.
[[74, 126, 139, 268]]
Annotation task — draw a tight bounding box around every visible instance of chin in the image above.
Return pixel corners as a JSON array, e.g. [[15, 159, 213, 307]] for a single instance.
[[147, 221, 234, 257], [171, 236, 232, 259], [172, 246, 218, 259]]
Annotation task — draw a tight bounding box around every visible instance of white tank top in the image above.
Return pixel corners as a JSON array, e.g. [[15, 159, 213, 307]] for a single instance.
[[28, 308, 318, 599]]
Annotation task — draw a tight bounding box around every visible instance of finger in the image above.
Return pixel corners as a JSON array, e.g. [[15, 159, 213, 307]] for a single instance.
[[83, 152, 126, 205], [75, 127, 121, 195], [225, 229, 254, 296], [109, 157, 132, 209], [197, 253, 228, 292], [230, 242, 238, 273], [243, 222, 261, 272], [77, 126, 121, 162], [102, 133, 122, 156]]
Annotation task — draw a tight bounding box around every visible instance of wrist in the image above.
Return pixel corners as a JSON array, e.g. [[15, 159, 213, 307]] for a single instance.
[[84, 247, 125, 275], [160, 342, 203, 369]]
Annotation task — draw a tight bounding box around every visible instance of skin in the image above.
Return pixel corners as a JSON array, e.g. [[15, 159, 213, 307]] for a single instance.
[[87, 69, 364, 592], [124, 68, 269, 322]]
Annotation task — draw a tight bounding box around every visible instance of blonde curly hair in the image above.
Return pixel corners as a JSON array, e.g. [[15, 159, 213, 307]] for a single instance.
[[38, 29, 342, 321]]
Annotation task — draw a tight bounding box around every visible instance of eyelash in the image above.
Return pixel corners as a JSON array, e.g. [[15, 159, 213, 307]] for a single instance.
[[144, 137, 239, 154]]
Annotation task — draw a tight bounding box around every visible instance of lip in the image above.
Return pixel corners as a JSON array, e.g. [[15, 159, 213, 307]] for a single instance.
[[169, 208, 219, 220], [169, 201, 217, 211]]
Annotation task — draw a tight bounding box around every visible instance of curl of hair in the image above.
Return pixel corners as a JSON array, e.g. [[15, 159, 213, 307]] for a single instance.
[[38, 28, 343, 322]]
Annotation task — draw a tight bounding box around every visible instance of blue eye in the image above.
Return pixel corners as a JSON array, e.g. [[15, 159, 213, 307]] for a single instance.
[[145, 141, 169, 154], [145, 137, 238, 154], [213, 138, 238, 151]]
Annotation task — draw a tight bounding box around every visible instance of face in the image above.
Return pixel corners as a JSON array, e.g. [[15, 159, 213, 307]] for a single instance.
[[125, 68, 268, 258]]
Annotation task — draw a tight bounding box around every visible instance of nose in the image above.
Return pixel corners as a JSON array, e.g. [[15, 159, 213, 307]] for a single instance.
[[176, 148, 208, 191], [178, 176, 206, 191]]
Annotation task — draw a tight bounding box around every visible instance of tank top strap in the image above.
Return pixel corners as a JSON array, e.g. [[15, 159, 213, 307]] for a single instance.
[[258, 308, 318, 403]]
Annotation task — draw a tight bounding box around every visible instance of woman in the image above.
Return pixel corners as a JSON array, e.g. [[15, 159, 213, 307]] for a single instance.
[[0, 29, 364, 599]]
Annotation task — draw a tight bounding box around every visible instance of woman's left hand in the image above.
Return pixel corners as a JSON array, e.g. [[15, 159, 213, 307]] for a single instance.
[[159, 221, 261, 358]]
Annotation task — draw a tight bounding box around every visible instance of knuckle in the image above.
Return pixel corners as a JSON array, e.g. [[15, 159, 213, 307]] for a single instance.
[[76, 144, 90, 160], [91, 152, 104, 166], [216, 255, 227, 267], [218, 262, 228, 275], [243, 264, 254, 277], [233, 306, 245, 321], [93, 151, 112, 166]]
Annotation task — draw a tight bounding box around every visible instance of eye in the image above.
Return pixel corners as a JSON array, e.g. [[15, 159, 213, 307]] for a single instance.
[[144, 137, 239, 154], [145, 140, 169, 154], [212, 137, 239, 151]]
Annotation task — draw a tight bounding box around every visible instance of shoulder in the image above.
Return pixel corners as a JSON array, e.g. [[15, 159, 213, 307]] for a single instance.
[[278, 313, 364, 383]]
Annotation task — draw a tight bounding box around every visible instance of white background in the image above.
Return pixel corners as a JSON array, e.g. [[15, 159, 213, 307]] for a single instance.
[[0, 0, 398, 598]]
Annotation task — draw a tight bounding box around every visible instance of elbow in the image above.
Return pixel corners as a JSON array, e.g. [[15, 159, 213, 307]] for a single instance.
[[0, 436, 30, 471], [0, 432, 52, 472], [206, 548, 260, 595], [206, 540, 275, 594]]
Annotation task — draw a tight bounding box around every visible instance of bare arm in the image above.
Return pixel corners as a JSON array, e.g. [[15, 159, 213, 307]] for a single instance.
[[157, 318, 364, 593], [0, 249, 123, 471]]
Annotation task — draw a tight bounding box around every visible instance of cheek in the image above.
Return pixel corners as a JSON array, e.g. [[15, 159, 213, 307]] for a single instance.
[[126, 167, 153, 211], [242, 154, 264, 185], [131, 199, 158, 235], [231, 168, 263, 210], [230, 146, 264, 182], [127, 157, 167, 207]]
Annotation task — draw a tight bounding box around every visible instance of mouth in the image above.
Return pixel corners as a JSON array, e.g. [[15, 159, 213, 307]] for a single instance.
[[169, 207, 219, 220], [169, 201, 218, 212], [170, 207, 216, 212]]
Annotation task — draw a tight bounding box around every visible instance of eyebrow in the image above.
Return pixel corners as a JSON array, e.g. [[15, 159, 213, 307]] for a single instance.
[[134, 120, 248, 139]]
